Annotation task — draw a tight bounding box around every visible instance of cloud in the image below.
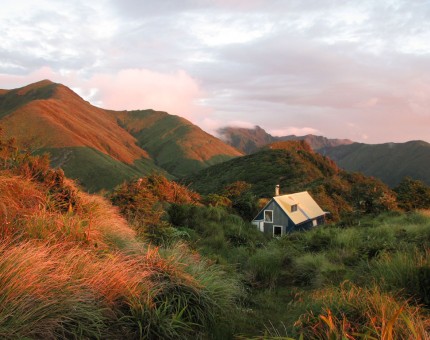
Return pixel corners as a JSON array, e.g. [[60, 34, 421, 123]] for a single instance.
[[268, 127, 320, 137], [0, 67, 207, 123], [86, 69, 204, 117], [1, 0, 430, 143]]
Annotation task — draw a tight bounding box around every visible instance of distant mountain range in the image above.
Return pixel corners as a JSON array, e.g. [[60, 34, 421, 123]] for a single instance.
[[218, 125, 430, 186], [0, 80, 242, 191], [217, 125, 353, 153], [320, 141, 430, 187]]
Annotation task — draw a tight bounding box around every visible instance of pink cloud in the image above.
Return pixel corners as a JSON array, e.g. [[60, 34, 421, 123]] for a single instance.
[[0, 67, 208, 123], [268, 127, 319, 136], [86, 69, 205, 119]]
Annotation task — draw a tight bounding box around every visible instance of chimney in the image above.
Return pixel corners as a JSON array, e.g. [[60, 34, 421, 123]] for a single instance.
[[275, 184, 280, 196]]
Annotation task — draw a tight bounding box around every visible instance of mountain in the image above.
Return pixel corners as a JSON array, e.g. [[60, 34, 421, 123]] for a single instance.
[[113, 109, 242, 177], [219, 125, 430, 188], [0, 80, 241, 191], [320, 141, 430, 187], [185, 141, 397, 221], [218, 125, 353, 153]]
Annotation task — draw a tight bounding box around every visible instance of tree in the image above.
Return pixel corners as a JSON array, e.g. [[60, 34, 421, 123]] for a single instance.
[[348, 173, 398, 214], [223, 181, 258, 220], [394, 177, 430, 211]]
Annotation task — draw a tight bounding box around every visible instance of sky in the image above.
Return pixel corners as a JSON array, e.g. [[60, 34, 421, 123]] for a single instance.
[[1, 0, 430, 143]]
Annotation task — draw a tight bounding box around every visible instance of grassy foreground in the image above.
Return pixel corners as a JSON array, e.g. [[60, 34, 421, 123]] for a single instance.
[[0, 139, 241, 339], [1, 132, 430, 339], [166, 202, 430, 339]]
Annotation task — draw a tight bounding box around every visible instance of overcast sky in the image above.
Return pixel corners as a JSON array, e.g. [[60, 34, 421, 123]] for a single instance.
[[1, 0, 430, 143]]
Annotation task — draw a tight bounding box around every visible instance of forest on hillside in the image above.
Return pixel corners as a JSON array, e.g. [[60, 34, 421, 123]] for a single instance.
[[0, 132, 430, 339]]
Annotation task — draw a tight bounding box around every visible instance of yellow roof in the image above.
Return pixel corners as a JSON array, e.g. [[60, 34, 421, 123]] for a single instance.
[[273, 191, 325, 225]]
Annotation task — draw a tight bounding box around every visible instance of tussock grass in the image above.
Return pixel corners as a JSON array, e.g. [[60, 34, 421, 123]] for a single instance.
[[0, 170, 242, 339], [370, 249, 430, 306], [294, 283, 430, 339]]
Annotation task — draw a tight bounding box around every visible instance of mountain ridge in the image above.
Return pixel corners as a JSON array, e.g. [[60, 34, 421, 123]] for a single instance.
[[321, 140, 430, 186], [0, 80, 242, 190], [218, 125, 353, 153], [185, 140, 397, 221], [218, 124, 430, 187]]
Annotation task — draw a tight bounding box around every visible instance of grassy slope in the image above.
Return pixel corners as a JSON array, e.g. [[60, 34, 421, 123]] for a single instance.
[[0, 80, 147, 164], [322, 141, 430, 186], [40, 147, 167, 192], [114, 109, 243, 177], [241, 212, 430, 338], [184, 141, 396, 220], [0, 81, 243, 191], [166, 200, 430, 338], [0, 163, 241, 339]]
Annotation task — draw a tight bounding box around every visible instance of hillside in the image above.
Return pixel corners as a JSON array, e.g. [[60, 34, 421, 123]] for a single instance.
[[219, 125, 430, 188], [185, 141, 397, 220], [113, 109, 243, 177], [218, 125, 353, 153], [321, 141, 430, 187], [0, 80, 241, 190], [0, 136, 240, 339]]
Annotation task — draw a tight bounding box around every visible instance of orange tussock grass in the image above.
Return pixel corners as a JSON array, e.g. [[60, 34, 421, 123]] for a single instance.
[[76, 192, 137, 250], [0, 171, 137, 249], [296, 282, 430, 339], [0, 238, 206, 338], [0, 174, 46, 237], [0, 239, 150, 338]]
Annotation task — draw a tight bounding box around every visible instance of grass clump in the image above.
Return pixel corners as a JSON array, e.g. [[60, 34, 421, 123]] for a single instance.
[[294, 283, 430, 339], [370, 249, 430, 306]]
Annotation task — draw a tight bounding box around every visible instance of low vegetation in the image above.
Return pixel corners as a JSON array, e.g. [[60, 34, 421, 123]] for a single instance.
[[108, 167, 430, 338], [1, 131, 430, 339], [0, 133, 242, 339], [184, 141, 398, 221]]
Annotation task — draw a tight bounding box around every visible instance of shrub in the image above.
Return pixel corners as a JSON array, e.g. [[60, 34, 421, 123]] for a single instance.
[[395, 177, 430, 211]]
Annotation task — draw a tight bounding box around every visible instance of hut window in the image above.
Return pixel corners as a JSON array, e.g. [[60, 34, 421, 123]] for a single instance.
[[291, 204, 298, 212], [264, 210, 273, 222]]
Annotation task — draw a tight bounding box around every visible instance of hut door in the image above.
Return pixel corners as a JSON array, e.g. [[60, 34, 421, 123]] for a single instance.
[[273, 225, 283, 237]]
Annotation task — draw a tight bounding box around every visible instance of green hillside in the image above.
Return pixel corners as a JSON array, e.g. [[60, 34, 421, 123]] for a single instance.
[[113, 109, 242, 177], [40, 147, 167, 192], [322, 141, 430, 187], [185, 141, 397, 220]]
